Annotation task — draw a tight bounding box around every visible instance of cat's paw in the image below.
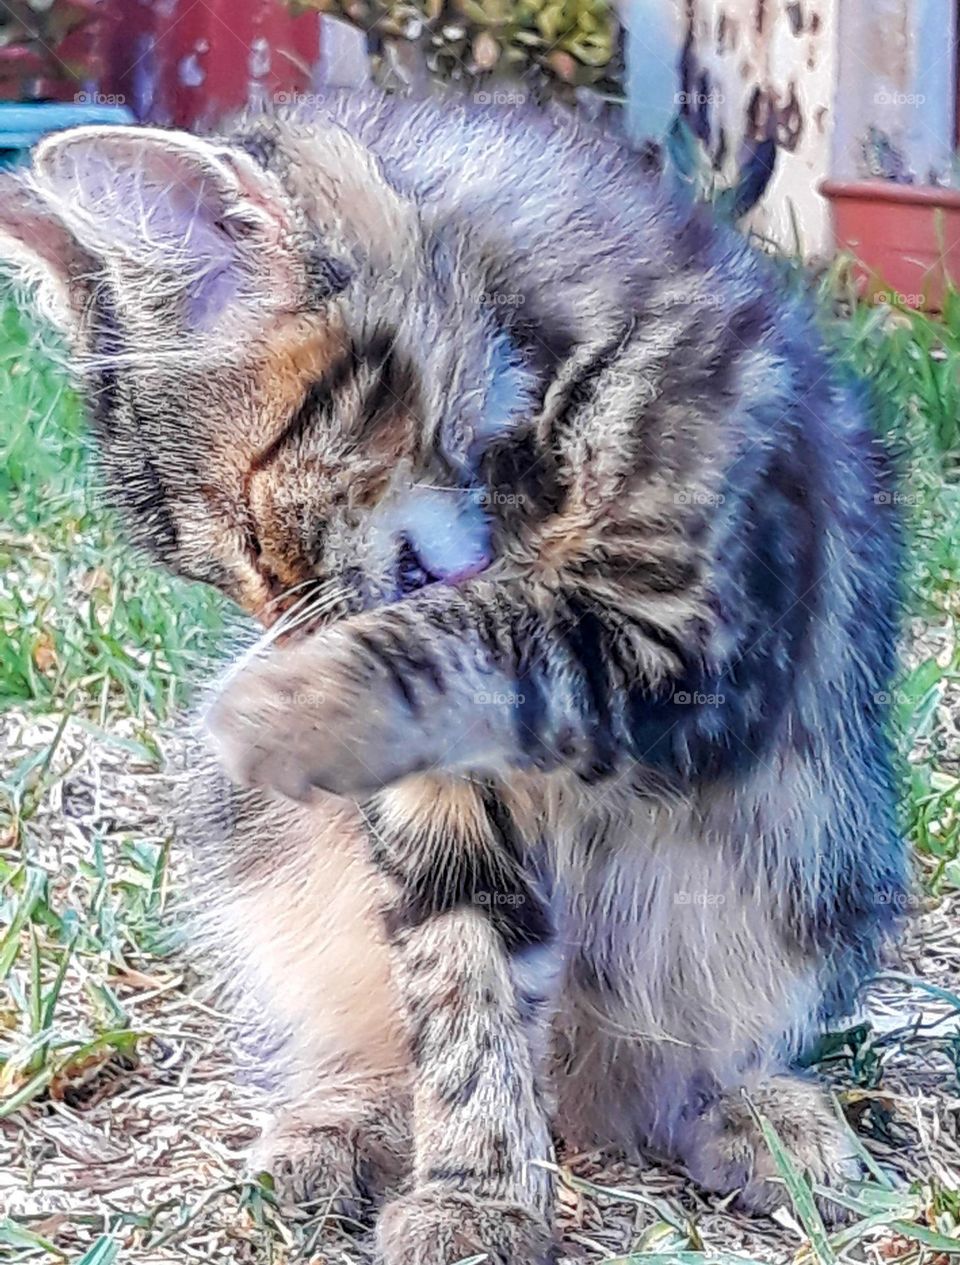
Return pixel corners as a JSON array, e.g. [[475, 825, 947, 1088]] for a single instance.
[[683, 1076, 859, 1224], [249, 1117, 374, 1223], [376, 1188, 554, 1265], [205, 638, 400, 799]]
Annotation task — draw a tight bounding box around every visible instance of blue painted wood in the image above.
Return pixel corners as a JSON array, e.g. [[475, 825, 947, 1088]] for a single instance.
[[0, 102, 135, 158], [623, 0, 683, 145]]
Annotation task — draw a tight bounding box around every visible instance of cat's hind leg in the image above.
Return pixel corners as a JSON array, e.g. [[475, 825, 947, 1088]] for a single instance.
[[554, 789, 873, 1222], [678, 1073, 858, 1218]]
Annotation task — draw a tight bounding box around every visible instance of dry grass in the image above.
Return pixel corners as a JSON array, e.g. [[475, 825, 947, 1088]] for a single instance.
[[2, 705, 960, 1264]]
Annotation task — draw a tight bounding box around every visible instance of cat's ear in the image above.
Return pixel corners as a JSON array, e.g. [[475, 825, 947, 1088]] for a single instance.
[[0, 173, 95, 338], [28, 126, 345, 331]]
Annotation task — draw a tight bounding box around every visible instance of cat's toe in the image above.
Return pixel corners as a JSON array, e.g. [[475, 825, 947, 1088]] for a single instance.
[[683, 1076, 859, 1225], [376, 1187, 554, 1265]]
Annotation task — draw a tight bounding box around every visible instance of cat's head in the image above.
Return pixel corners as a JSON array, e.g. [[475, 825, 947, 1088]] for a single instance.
[[0, 118, 537, 625]]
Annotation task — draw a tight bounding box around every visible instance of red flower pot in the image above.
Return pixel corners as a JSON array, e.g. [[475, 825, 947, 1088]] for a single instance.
[[821, 179, 960, 312]]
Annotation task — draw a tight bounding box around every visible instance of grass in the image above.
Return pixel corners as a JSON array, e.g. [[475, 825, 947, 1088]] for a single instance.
[[0, 302, 242, 1261], [0, 301, 226, 720], [1, 277, 959, 1263], [0, 295, 227, 1097], [813, 263, 960, 884]]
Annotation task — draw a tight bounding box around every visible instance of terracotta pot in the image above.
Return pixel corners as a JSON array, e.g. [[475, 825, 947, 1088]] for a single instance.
[[821, 179, 960, 312]]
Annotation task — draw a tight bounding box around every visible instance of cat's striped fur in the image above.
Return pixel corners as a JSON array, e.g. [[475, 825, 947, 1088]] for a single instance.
[[0, 90, 905, 1264]]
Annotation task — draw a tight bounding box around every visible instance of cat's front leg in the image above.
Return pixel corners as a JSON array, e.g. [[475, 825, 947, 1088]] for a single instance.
[[205, 581, 581, 801], [367, 778, 560, 1265]]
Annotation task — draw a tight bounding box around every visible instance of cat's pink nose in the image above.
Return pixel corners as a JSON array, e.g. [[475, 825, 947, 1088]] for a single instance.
[[442, 554, 492, 585]]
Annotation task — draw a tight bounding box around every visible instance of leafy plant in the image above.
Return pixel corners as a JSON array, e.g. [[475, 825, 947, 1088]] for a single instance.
[[291, 0, 621, 101], [665, 115, 777, 222], [0, 0, 103, 103]]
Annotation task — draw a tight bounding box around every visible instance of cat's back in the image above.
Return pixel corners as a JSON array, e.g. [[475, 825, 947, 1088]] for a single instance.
[[290, 88, 646, 227], [266, 89, 812, 389]]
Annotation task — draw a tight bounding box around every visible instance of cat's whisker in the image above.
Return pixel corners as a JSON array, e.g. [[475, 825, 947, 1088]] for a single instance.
[[276, 598, 350, 637], [224, 586, 333, 675], [269, 582, 352, 640], [263, 576, 326, 610]]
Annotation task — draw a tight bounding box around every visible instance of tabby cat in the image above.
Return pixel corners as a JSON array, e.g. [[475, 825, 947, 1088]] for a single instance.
[[0, 89, 905, 1264]]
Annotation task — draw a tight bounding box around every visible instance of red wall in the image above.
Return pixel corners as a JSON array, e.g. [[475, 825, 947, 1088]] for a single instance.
[[105, 0, 320, 127], [5, 0, 322, 125]]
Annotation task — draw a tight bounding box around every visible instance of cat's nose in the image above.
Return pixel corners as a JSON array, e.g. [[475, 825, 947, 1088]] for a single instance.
[[395, 533, 436, 597]]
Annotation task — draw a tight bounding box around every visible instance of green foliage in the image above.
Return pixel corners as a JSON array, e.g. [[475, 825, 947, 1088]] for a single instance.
[[292, 0, 621, 98], [822, 274, 960, 462], [814, 270, 960, 878]]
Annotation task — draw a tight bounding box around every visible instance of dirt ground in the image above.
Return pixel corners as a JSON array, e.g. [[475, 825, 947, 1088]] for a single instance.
[[3, 705, 959, 1265]]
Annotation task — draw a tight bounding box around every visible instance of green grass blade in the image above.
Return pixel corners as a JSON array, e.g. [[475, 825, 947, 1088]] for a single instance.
[[0, 867, 46, 980], [0, 1065, 55, 1119], [872, 970, 960, 1012], [889, 1219, 960, 1252], [41, 931, 78, 1030], [828, 1095, 895, 1190], [71, 1237, 120, 1265], [27, 926, 42, 1035], [0, 1217, 64, 1255], [753, 1109, 837, 1264]]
